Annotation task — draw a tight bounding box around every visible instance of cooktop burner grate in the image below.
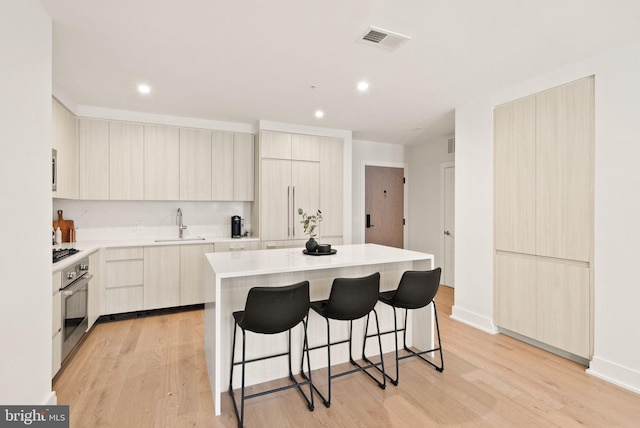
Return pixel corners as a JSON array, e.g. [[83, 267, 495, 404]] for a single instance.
[[53, 248, 80, 263]]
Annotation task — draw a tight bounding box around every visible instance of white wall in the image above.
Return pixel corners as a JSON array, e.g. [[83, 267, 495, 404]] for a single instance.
[[406, 136, 455, 266], [455, 40, 640, 392], [0, 0, 54, 404], [351, 140, 406, 244]]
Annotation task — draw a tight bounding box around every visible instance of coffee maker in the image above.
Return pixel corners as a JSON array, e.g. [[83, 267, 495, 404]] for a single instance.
[[231, 215, 242, 238]]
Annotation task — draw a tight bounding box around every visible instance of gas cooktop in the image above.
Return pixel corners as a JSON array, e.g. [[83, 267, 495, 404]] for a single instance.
[[53, 248, 80, 263]]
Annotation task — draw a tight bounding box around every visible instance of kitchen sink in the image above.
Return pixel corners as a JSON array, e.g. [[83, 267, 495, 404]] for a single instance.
[[154, 237, 206, 242]]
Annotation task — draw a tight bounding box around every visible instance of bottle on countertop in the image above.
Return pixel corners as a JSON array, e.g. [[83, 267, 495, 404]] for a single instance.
[[55, 226, 62, 245]]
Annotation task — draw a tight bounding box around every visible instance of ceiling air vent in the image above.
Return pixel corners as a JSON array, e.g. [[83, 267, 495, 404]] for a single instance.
[[359, 26, 411, 50]]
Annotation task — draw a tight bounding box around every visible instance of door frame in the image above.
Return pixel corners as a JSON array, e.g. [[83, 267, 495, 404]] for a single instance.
[[440, 161, 455, 286], [360, 160, 409, 248]]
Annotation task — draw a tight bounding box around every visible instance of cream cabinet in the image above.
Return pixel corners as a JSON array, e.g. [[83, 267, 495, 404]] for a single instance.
[[494, 76, 594, 359], [211, 130, 234, 200], [78, 118, 110, 199], [319, 136, 343, 238], [87, 249, 102, 328], [179, 243, 214, 305], [260, 158, 319, 241], [144, 125, 180, 200], [52, 98, 78, 199], [180, 128, 212, 200], [144, 246, 181, 309], [52, 272, 62, 377], [257, 130, 341, 244], [214, 240, 259, 252], [110, 122, 144, 200], [105, 247, 144, 314], [233, 133, 255, 201]]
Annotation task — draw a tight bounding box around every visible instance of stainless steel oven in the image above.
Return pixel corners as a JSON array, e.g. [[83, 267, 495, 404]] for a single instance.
[[61, 257, 92, 361]]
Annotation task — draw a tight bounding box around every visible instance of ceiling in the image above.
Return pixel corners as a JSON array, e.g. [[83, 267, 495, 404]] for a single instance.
[[40, 0, 640, 145]]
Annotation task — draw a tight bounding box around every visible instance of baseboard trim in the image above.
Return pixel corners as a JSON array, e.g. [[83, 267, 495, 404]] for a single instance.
[[587, 356, 640, 395], [450, 305, 499, 334]]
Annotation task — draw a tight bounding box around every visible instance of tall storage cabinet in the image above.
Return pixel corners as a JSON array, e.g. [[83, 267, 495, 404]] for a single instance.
[[494, 76, 594, 359]]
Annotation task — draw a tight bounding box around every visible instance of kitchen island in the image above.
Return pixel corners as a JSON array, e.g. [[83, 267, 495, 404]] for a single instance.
[[204, 243, 435, 415]]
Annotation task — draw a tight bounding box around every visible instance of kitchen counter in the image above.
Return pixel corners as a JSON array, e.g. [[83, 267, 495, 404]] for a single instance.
[[204, 243, 435, 415], [52, 236, 259, 272]]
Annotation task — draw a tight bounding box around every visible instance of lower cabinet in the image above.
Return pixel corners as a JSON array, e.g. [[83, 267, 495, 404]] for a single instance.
[[88, 249, 102, 329], [105, 247, 144, 314], [52, 272, 62, 378], [144, 246, 181, 309], [494, 252, 591, 358], [214, 241, 259, 252], [180, 244, 214, 305]]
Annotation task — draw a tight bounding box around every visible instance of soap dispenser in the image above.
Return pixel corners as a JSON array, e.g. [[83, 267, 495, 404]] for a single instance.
[[55, 226, 62, 245]]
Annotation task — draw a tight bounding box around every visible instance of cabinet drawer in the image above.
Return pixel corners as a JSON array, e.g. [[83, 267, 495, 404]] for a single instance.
[[215, 241, 259, 252], [106, 260, 143, 288], [105, 286, 144, 314], [106, 247, 143, 261]]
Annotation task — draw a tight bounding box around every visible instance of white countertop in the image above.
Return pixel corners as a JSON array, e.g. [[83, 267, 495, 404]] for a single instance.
[[206, 243, 433, 278], [52, 235, 259, 272]]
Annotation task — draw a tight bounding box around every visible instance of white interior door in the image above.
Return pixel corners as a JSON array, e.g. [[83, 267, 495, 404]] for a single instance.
[[442, 164, 455, 286]]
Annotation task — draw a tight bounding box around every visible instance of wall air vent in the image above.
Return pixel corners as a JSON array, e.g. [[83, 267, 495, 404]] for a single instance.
[[359, 26, 411, 50], [447, 137, 456, 155]]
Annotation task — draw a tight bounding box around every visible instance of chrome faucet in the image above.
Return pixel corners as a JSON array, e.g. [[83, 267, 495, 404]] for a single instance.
[[177, 208, 187, 238]]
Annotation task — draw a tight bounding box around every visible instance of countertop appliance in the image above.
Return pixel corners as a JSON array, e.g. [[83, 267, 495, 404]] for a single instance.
[[60, 257, 92, 362], [231, 215, 242, 238]]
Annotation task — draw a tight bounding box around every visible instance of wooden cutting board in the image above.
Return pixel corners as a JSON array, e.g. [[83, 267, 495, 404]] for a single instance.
[[52, 210, 75, 242]]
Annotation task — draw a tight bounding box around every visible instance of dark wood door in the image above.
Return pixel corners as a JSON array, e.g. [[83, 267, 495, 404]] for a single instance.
[[365, 165, 404, 248]]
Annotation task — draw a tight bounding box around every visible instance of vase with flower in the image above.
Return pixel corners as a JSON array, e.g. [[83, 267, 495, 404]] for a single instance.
[[298, 208, 322, 252]]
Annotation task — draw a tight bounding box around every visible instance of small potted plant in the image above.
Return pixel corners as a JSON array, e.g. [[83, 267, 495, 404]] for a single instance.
[[298, 208, 322, 252]]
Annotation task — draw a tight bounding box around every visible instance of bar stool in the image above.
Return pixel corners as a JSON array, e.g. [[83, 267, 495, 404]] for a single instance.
[[229, 281, 314, 427], [363, 268, 443, 385], [301, 272, 386, 408]]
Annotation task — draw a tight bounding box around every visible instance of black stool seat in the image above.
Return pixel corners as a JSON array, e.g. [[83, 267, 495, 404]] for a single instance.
[[229, 281, 314, 427], [364, 268, 444, 386], [302, 272, 386, 408]]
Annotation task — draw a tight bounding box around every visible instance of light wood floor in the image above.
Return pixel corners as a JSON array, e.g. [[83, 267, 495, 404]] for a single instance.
[[53, 286, 640, 427]]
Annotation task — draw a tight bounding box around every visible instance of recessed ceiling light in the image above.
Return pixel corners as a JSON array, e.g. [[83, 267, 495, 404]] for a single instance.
[[137, 84, 151, 94], [357, 81, 369, 91], [315, 110, 324, 118]]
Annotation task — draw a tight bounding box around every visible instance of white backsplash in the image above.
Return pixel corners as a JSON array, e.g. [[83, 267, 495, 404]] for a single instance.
[[52, 200, 253, 241]]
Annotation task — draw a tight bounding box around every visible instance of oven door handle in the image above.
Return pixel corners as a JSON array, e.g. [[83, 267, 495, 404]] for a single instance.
[[62, 274, 93, 296]]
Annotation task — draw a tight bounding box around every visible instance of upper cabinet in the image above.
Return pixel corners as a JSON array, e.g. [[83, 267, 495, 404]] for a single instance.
[[78, 119, 109, 199], [52, 98, 78, 199], [260, 130, 320, 161], [319, 136, 343, 238], [109, 122, 144, 200], [144, 125, 180, 200], [76, 118, 255, 201], [180, 128, 212, 201]]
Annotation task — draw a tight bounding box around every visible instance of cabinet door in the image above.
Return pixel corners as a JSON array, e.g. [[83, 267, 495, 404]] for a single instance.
[[52, 98, 78, 199], [88, 250, 102, 328], [180, 128, 212, 200], [494, 97, 536, 254], [291, 160, 320, 238], [291, 133, 320, 161], [233, 133, 255, 201], [260, 130, 291, 159], [536, 259, 590, 358], [319, 137, 343, 237], [110, 122, 144, 200], [494, 252, 537, 339], [536, 77, 594, 262], [144, 246, 180, 310], [145, 125, 180, 200], [78, 119, 110, 199], [261, 159, 292, 240], [211, 130, 234, 200], [180, 244, 214, 305]]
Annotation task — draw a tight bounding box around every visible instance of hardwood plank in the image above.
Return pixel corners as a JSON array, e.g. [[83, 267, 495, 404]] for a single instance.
[[53, 288, 640, 427]]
